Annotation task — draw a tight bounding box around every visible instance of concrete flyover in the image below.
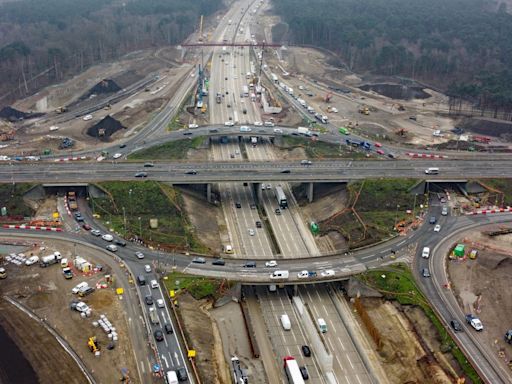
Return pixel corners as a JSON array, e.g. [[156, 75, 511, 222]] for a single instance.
[[1, 159, 511, 185]]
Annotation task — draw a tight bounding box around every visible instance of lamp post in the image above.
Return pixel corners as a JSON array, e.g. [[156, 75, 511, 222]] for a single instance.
[[394, 204, 400, 230], [138, 217, 142, 238], [128, 189, 133, 217], [122, 207, 126, 231]]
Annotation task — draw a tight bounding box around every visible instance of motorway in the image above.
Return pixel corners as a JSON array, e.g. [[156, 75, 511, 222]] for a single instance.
[[2, 158, 512, 184]]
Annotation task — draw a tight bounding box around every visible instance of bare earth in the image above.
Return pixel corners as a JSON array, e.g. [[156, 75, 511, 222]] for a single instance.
[[447, 229, 512, 367]]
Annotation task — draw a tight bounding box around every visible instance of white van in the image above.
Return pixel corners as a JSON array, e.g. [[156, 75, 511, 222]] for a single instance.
[[150, 279, 159, 289], [270, 270, 289, 279], [280, 314, 291, 330], [166, 370, 178, 384], [425, 167, 439, 175], [422, 247, 430, 259], [318, 318, 327, 333]]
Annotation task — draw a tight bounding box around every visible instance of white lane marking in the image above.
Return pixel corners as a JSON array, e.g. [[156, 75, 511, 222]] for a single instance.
[[161, 354, 169, 369], [140, 360, 145, 374]]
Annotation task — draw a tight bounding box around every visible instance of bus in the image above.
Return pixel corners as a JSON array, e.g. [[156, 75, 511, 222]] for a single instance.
[[338, 127, 349, 135], [283, 356, 305, 384], [275, 186, 288, 209], [242, 85, 249, 97]]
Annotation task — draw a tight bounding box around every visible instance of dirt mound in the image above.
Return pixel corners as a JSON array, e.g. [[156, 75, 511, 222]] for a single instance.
[[457, 117, 512, 140], [80, 79, 121, 101], [476, 251, 510, 270], [0, 106, 43, 122], [359, 83, 431, 100], [86, 115, 125, 141]]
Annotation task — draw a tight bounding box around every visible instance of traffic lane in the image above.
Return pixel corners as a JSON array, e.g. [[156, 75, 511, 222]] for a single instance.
[[300, 285, 371, 384], [256, 286, 325, 383]]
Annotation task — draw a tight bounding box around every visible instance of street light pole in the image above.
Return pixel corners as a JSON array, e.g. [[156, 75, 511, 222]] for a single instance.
[[122, 206, 126, 231], [138, 217, 142, 238], [394, 204, 400, 230]]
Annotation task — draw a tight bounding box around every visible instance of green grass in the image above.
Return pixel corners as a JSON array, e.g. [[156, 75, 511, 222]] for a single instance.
[[278, 136, 368, 159], [128, 136, 205, 160], [0, 183, 35, 218], [359, 265, 482, 384], [319, 179, 420, 248], [163, 272, 227, 300], [90, 181, 208, 253]]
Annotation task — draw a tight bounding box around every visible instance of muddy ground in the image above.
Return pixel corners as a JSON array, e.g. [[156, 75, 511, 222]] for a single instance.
[[447, 228, 512, 366], [362, 298, 458, 383], [0, 240, 137, 384], [176, 293, 230, 384]]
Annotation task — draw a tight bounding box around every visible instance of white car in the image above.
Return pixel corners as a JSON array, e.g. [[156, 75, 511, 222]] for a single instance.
[[106, 244, 118, 252], [144, 264, 152, 273], [102, 234, 113, 242], [91, 229, 101, 236], [25, 255, 39, 266], [224, 121, 234, 127], [113, 153, 122, 159], [150, 279, 158, 289], [135, 251, 145, 259], [297, 270, 309, 279], [265, 260, 278, 267], [253, 121, 263, 126], [248, 228, 255, 236], [321, 269, 335, 277], [434, 224, 441, 232], [83, 114, 93, 121], [264, 121, 275, 127], [188, 123, 199, 129], [156, 299, 165, 308]]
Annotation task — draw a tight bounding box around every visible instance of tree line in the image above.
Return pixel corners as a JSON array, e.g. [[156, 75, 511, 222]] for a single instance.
[[271, 0, 512, 119], [0, 0, 222, 107]]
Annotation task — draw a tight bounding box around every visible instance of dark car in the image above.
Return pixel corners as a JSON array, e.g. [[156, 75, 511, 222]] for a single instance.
[[299, 366, 309, 380], [212, 259, 226, 266], [143, 162, 154, 168], [275, 208, 281, 215], [164, 323, 173, 334], [422, 268, 431, 278], [119, 144, 127, 148], [176, 367, 188, 381], [250, 204, 256, 210], [192, 257, 206, 264], [450, 319, 463, 332], [301, 345, 311, 357], [183, 132, 193, 136], [145, 295, 154, 305], [281, 169, 291, 174], [429, 216, 437, 224], [209, 129, 218, 133], [256, 221, 262, 228], [154, 329, 164, 342], [115, 239, 127, 247], [75, 215, 84, 222], [185, 170, 197, 175], [82, 223, 91, 230], [244, 261, 256, 268], [235, 202, 242, 208], [134, 172, 148, 178]]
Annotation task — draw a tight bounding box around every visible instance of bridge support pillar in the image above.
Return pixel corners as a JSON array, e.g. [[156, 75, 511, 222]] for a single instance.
[[206, 183, 212, 203], [306, 182, 314, 203], [293, 285, 299, 297]]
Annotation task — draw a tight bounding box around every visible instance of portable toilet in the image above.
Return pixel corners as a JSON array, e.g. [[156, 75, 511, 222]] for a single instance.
[[310, 222, 319, 235], [454, 244, 465, 257]]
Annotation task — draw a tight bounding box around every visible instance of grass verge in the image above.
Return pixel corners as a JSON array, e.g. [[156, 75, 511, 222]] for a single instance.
[[128, 136, 205, 160], [358, 264, 482, 384], [278, 136, 368, 159], [478, 179, 512, 206], [90, 181, 208, 253], [163, 272, 229, 300]]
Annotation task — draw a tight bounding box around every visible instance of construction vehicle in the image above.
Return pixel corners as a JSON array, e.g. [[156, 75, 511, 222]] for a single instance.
[[359, 105, 369, 115], [88, 336, 99, 353], [63, 267, 73, 279], [55, 106, 68, 114], [68, 192, 78, 211], [324, 92, 332, 103]]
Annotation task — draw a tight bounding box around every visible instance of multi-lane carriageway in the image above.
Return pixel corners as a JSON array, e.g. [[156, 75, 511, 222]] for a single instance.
[[2, 158, 512, 184]]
